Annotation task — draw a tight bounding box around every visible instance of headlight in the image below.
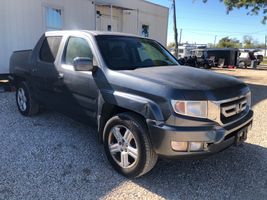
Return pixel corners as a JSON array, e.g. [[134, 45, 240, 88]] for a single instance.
[[171, 100, 208, 118]]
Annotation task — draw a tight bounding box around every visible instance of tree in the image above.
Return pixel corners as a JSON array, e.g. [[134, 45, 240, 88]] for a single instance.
[[167, 42, 176, 49], [243, 35, 259, 48], [207, 43, 215, 48], [203, 0, 267, 23], [217, 37, 242, 48], [243, 35, 254, 48], [255, 43, 265, 48]]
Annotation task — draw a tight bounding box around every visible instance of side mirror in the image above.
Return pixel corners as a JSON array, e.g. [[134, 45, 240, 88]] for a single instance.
[[73, 57, 94, 71]]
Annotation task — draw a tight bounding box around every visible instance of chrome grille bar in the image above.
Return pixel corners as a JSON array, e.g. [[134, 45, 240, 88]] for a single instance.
[[221, 99, 247, 118], [208, 93, 250, 126]]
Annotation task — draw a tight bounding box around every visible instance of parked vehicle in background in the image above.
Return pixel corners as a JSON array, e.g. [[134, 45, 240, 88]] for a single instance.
[[239, 51, 258, 68], [177, 56, 214, 69], [191, 48, 239, 68], [10, 31, 253, 178], [177, 56, 197, 67], [256, 54, 263, 64], [177, 44, 196, 58], [239, 49, 263, 66], [254, 51, 263, 65], [170, 44, 207, 59]]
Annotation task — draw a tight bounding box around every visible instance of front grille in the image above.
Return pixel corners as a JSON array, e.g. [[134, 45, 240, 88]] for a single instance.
[[220, 96, 248, 124]]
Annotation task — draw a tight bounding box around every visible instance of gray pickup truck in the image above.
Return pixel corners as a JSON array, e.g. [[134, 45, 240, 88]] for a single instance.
[[9, 31, 253, 178]]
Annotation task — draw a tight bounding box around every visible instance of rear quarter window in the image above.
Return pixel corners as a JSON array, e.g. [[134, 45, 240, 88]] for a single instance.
[[39, 36, 62, 63]]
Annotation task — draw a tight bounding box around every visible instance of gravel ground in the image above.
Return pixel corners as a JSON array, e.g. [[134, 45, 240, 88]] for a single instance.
[[1, 68, 267, 200]]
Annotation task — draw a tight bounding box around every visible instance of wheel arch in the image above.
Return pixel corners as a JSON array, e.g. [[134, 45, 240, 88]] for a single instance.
[[98, 103, 149, 143], [97, 92, 164, 143], [11, 75, 27, 87]]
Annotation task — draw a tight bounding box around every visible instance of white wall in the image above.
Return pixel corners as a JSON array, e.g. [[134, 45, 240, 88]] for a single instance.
[[96, 5, 123, 32], [0, 0, 95, 74], [97, 0, 169, 45], [0, 0, 168, 74]]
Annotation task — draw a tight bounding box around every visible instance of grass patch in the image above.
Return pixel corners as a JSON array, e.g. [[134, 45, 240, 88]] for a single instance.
[[261, 57, 267, 65]]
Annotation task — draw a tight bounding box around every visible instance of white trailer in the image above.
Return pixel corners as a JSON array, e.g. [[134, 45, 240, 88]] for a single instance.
[[0, 0, 168, 74], [177, 44, 196, 58]]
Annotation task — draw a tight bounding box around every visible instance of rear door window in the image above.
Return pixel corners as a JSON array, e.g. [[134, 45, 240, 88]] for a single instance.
[[39, 36, 62, 63]]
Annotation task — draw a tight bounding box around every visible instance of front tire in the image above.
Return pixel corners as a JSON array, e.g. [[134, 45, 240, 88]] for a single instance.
[[16, 81, 39, 116], [103, 113, 158, 178]]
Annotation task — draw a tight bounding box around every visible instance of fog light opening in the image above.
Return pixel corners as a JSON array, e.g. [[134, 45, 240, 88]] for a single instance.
[[171, 141, 188, 152], [189, 142, 204, 152]]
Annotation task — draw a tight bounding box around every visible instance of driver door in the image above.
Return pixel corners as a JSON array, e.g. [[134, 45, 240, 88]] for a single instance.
[[56, 36, 99, 125]]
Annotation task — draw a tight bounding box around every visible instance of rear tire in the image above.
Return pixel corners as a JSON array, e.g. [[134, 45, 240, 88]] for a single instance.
[[239, 61, 245, 68], [16, 81, 39, 116], [103, 112, 158, 178]]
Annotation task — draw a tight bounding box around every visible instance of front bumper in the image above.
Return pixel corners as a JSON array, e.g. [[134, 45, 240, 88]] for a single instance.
[[147, 110, 253, 158]]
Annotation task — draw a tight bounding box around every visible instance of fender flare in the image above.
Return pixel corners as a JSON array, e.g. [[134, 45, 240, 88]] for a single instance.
[[100, 90, 164, 121], [97, 90, 165, 142]]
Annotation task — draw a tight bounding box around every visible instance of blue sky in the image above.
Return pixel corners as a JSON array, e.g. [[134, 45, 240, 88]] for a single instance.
[[147, 0, 266, 45]]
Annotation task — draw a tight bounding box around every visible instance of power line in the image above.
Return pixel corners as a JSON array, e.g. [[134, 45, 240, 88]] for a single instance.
[[180, 27, 267, 34], [176, 16, 262, 26], [183, 29, 267, 37]]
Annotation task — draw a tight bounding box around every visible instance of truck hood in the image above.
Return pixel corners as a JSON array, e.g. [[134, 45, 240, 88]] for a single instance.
[[117, 65, 249, 101]]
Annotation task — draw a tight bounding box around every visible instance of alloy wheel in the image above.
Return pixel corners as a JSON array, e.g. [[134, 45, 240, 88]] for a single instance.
[[108, 125, 139, 169], [17, 88, 27, 111]]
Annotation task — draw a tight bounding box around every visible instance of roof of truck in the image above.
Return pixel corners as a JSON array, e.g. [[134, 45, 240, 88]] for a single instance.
[[45, 30, 141, 38]]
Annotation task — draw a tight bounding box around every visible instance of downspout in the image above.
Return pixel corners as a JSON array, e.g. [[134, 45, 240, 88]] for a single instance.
[[94, 1, 97, 30], [110, 4, 113, 31], [137, 9, 139, 35]]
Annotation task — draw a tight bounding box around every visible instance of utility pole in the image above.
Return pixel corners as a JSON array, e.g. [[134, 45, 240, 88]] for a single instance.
[[179, 28, 183, 45], [173, 0, 178, 58], [214, 35, 217, 47], [265, 35, 267, 57]]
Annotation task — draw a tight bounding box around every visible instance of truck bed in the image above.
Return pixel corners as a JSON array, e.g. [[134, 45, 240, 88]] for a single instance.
[[9, 50, 32, 76]]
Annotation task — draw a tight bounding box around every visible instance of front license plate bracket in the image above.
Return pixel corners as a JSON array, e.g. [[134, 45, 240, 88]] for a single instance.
[[235, 128, 248, 146]]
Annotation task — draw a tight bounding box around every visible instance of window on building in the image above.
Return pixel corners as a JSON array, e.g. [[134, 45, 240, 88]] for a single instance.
[[45, 7, 63, 30], [141, 25, 149, 37], [178, 49, 184, 53], [64, 37, 93, 65], [39, 36, 62, 63]]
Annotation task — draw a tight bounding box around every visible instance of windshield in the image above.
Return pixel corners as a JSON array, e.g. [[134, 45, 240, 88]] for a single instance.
[[96, 35, 178, 70]]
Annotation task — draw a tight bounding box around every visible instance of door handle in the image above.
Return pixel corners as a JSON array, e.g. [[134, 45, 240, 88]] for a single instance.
[[58, 73, 64, 80]]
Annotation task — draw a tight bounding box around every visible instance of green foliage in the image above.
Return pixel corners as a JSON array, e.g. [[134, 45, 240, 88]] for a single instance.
[[207, 43, 215, 48], [217, 37, 242, 48], [203, 0, 267, 23], [255, 43, 266, 48], [167, 42, 176, 49], [217, 36, 264, 48], [243, 35, 258, 48]]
